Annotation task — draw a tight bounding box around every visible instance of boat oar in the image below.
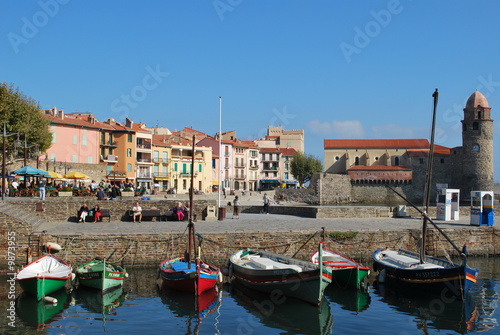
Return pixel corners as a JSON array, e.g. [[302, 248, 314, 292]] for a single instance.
[[385, 185, 464, 257]]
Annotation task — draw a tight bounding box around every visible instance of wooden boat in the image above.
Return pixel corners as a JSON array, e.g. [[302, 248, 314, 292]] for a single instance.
[[16, 254, 72, 301], [372, 89, 479, 299], [158, 135, 221, 295], [311, 247, 370, 289], [75, 257, 127, 291], [228, 241, 332, 306]]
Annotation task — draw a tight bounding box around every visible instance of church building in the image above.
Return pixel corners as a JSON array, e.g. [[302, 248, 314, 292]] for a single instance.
[[323, 91, 494, 203]]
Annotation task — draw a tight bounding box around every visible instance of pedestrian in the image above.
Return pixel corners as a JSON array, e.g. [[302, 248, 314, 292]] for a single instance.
[[38, 178, 46, 200], [232, 195, 241, 219], [263, 193, 271, 214]]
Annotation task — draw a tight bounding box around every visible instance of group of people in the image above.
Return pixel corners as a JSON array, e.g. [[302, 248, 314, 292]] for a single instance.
[[77, 203, 103, 223], [131, 201, 188, 222]]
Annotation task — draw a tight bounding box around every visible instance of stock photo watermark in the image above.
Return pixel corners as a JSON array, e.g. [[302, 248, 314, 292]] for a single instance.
[[213, 0, 243, 21], [110, 64, 169, 119], [6, 231, 17, 328], [7, 0, 71, 54], [339, 0, 404, 64]]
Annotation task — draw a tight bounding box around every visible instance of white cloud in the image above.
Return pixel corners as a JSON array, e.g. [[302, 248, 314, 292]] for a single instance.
[[307, 120, 364, 137]]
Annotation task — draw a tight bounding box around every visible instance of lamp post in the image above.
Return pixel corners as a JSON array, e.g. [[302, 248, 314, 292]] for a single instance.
[[2, 122, 20, 201], [19, 135, 39, 167]]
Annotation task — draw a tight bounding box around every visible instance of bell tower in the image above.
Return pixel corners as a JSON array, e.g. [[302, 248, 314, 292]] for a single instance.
[[461, 90, 494, 196]]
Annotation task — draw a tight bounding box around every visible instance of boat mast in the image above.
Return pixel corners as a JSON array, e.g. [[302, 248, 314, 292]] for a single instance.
[[187, 135, 197, 266], [420, 88, 438, 264]]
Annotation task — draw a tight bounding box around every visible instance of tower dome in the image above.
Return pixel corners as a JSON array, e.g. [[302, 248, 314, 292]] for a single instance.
[[466, 90, 489, 109]]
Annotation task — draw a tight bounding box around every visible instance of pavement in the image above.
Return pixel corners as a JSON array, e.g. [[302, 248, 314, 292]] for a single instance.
[[33, 212, 477, 236]]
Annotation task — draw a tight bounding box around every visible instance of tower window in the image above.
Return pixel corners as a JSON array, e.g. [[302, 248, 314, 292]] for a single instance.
[[473, 122, 479, 130], [419, 158, 424, 164], [478, 111, 483, 119], [355, 157, 360, 165], [394, 157, 400, 166], [335, 156, 339, 161], [440, 158, 445, 164]]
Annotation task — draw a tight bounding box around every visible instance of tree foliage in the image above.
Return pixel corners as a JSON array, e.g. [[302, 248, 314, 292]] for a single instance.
[[290, 152, 323, 187], [0, 83, 52, 156]]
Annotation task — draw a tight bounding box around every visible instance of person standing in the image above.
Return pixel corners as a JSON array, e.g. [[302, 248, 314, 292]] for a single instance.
[[38, 178, 46, 200], [232, 195, 241, 219], [263, 193, 271, 214], [132, 201, 142, 223]]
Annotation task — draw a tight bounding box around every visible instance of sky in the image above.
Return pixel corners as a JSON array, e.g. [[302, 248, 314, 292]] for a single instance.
[[2, 1, 500, 179]]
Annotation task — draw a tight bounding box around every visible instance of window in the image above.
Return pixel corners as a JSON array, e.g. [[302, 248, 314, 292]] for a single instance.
[[473, 122, 479, 130], [87, 156, 92, 164], [355, 157, 360, 165], [174, 163, 178, 172], [162, 151, 167, 162], [153, 150, 159, 162], [51, 132, 56, 143], [182, 179, 187, 190], [128, 133, 133, 142], [198, 164, 202, 172], [127, 163, 132, 172], [72, 155, 77, 163], [182, 164, 187, 174], [440, 158, 445, 164], [335, 156, 339, 161], [127, 148, 132, 157], [284, 163, 289, 170], [73, 135, 77, 145], [212, 158, 216, 169], [395, 157, 400, 166], [50, 153, 56, 161], [285, 172, 289, 179], [82, 135, 87, 146], [419, 158, 424, 164], [154, 165, 159, 175]]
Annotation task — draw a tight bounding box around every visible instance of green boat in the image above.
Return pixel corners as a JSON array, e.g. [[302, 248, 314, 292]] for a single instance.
[[16, 254, 72, 301], [76, 257, 127, 291]]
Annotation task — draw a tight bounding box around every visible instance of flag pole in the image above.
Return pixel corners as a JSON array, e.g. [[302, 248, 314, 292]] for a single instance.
[[218, 96, 222, 211]]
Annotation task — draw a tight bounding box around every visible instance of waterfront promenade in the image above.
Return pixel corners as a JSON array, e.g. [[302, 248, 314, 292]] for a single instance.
[[33, 209, 476, 235]]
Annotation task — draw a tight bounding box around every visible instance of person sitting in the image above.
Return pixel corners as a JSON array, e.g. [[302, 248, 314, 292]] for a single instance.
[[171, 202, 187, 221], [132, 201, 142, 223], [78, 203, 90, 223], [96, 187, 106, 200], [109, 185, 119, 200], [92, 204, 102, 223]]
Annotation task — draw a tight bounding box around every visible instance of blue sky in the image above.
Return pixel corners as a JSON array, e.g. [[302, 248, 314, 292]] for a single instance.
[[2, 1, 500, 179]]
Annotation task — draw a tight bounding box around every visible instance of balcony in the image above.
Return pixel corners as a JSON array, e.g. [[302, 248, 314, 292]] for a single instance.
[[101, 154, 118, 163], [234, 175, 246, 180], [153, 172, 168, 178], [234, 162, 246, 168], [100, 141, 118, 147], [106, 170, 126, 178], [153, 158, 169, 163], [262, 166, 280, 172], [249, 164, 259, 170], [137, 172, 152, 178]]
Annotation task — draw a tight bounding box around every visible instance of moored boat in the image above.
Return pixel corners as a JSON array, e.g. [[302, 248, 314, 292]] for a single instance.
[[228, 242, 332, 306], [371, 89, 479, 299], [16, 254, 72, 301], [75, 257, 127, 291], [158, 135, 221, 295], [311, 247, 370, 289]]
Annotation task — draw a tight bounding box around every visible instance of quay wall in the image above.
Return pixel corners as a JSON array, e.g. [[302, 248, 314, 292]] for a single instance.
[[2, 217, 498, 270]]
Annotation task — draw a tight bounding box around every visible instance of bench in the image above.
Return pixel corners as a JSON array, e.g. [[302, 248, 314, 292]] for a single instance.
[[76, 209, 111, 222], [127, 209, 162, 222], [164, 209, 189, 221]]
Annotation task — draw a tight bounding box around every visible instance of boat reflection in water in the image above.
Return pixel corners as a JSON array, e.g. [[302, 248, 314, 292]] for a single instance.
[[325, 285, 371, 313], [16, 288, 70, 330], [374, 276, 499, 334], [157, 284, 222, 333], [75, 285, 127, 331], [228, 281, 333, 335]]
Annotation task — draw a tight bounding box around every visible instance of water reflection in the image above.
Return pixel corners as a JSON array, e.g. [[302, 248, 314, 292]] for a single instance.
[[16, 288, 70, 331], [374, 277, 499, 334], [228, 281, 333, 335], [325, 285, 371, 313]]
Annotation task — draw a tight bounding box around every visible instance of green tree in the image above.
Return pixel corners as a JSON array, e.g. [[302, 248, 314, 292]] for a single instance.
[[290, 152, 323, 187], [0, 83, 52, 157]]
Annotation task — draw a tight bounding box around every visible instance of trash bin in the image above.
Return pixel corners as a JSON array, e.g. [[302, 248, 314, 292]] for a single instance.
[[218, 207, 226, 221]]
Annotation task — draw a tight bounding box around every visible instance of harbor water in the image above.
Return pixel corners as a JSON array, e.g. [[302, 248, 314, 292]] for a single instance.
[[2, 257, 499, 334]]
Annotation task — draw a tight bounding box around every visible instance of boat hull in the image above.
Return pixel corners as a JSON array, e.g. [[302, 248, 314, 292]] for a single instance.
[[372, 248, 478, 299], [230, 248, 332, 306], [16, 254, 72, 300], [159, 258, 220, 295], [312, 248, 370, 289], [76, 259, 127, 291]]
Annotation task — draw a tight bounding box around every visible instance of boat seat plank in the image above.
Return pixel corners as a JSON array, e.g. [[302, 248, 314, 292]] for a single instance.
[[249, 257, 302, 272]]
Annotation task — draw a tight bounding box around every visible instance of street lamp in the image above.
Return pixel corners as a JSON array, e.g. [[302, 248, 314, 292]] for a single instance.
[[2, 122, 20, 201], [18, 134, 39, 167]]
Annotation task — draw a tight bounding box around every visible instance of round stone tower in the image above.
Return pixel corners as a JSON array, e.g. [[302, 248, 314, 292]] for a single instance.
[[461, 90, 494, 196]]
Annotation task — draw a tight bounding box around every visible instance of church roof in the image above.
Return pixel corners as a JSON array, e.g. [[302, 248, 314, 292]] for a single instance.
[[324, 139, 431, 149], [466, 90, 489, 109]]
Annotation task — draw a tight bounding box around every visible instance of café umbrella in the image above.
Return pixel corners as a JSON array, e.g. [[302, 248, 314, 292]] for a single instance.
[[10, 166, 51, 178], [43, 170, 64, 179], [63, 171, 90, 180]]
